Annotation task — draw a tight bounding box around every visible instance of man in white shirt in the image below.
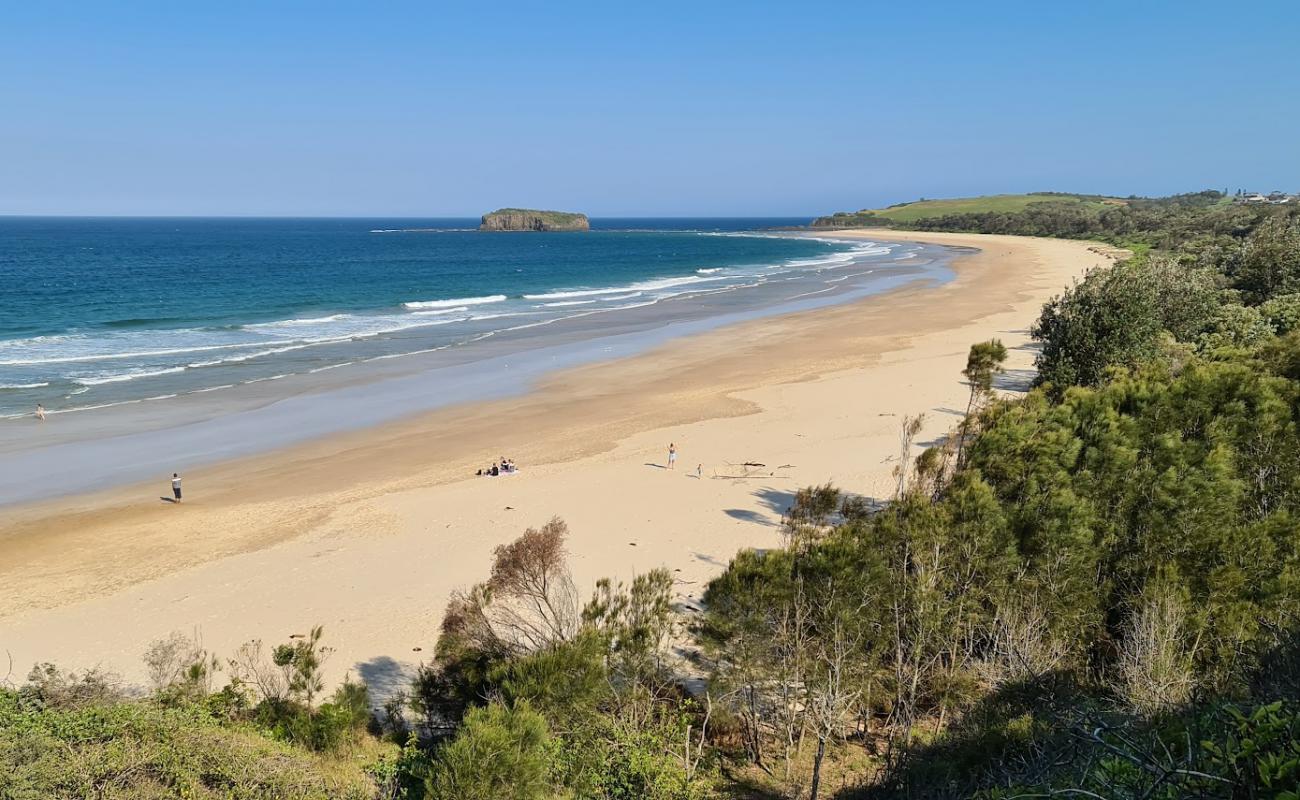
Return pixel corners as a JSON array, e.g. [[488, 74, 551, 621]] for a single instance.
[[171, 473, 182, 503]]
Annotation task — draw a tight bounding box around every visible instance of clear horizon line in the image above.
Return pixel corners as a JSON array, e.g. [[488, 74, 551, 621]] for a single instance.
[[0, 213, 824, 220]]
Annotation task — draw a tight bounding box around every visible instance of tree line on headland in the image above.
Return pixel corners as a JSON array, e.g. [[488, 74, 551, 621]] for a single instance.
[[4, 191, 1300, 798]]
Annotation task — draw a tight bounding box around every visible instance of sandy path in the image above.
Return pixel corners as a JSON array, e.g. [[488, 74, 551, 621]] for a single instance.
[[0, 232, 1116, 692]]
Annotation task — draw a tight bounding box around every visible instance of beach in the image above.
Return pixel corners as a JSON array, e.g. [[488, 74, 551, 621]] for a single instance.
[[0, 232, 1117, 693]]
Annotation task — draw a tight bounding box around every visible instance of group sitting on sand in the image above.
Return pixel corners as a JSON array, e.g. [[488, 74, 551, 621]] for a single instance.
[[477, 456, 517, 477]]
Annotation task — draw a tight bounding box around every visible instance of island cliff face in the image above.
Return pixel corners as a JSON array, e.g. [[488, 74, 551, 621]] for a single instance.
[[480, 208, 590, 232]]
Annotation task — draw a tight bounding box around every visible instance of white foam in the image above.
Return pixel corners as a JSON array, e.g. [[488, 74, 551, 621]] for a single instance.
[[523, 287, 638, 301], [364, 344, 453, 363], [468, 311, 534, 321], [410, 306, 468, 316], [787, 286, 837, 301], [245, 314, 463, 343], [0, 339, 266, 366], [243, 315, 349, 332], [187, 343, 319, 368], [525, 274, 726, 302], [1, 234, 912, 420], [826, 270, 874, 283], [403, 295, 506, 310], [74, 366, 186, 386]]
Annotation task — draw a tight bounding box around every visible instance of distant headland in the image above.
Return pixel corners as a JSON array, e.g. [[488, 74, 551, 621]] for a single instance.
[[479, 208, 590, 232]]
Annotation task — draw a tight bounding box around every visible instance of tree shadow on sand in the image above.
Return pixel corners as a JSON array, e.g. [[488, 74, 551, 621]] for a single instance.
[[751, 487, 797, 518], [354, 655, 414, 706], [993, 367, 1037, 392], [723, 508, 776, 527]]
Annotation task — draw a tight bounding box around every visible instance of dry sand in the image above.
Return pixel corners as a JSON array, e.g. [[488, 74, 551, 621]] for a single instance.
[[0, 232, 1117, 692]]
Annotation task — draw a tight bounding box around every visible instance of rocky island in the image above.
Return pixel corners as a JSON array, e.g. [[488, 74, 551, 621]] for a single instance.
[[479, 208, 590, 232]]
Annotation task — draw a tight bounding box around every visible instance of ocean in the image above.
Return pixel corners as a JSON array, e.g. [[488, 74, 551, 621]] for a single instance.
[[0, 218, 958, 503], [0, 217, 932, 420]]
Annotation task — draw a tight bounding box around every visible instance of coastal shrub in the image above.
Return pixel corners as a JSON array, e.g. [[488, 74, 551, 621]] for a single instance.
[[494, 631, 609, 726], [582, 568, 677, 685], [702, 346, 1300, 795], [425, 700, 552, 800], [1031, 257, 1221, 388], [438, 518, 580, 662], [0, 688, 379, 799], [552, 705, 717, 800], [861, 190, 1293, 253], [275, 624, 331, 707], [368, 734, 433, 800], [1261, 292, 1300, 334], [1231, 215, 1300, 304], [964, 700, 1300, 799], [417, 519, 587, 736], [143, 630, 222, 706], [17, 662, 120, 710], [250, 677, 372, 752], [423, 523, 715, 799], [1197, 302, 1274, 352]]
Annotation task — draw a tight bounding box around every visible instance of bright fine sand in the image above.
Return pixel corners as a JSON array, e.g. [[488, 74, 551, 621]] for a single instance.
[[0, 232, 1119, 693]]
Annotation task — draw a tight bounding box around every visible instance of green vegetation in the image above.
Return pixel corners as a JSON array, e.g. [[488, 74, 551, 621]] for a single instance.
[[417, 519, 715, 799], [479, 208, 590, 230], [814, 192, 1118, 226], [6, 191, 1300, 798], [486, 208, 587, 225], [811, 190, 1272, 250], [1, 633, 386, 799]]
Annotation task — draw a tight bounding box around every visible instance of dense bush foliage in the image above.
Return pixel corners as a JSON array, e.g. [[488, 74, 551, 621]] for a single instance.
[[1031, 211, 1300, 388], [0, 683, 379, 799], [689, 191, 1300, 798], [411, 521, 717, 799]]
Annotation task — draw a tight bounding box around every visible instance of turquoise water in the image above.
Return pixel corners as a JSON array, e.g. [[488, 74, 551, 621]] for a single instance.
[[0, 218, 907, 418]]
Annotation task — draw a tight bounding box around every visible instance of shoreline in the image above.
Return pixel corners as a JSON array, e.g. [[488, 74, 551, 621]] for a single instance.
[[0, 231, 1119, 691], [0, 234, 950, 505]]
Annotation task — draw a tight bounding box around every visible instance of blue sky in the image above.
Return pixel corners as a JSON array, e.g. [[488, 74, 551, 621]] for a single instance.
[[1, 1, 1296, 216]]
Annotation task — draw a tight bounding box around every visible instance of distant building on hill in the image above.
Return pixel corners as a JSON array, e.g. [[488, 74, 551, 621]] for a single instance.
[[1235, 191, 1297, 205]]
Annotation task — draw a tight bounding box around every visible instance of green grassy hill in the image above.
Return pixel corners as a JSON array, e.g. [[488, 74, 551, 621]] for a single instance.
[[813, 192, 1124, 227], [872, 192, 1120, 221]]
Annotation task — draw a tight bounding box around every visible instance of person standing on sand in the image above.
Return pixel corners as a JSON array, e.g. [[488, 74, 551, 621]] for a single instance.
[[35, 404, 45, 422], [171, 473, 182, 503], [668, 443, 677, 470]]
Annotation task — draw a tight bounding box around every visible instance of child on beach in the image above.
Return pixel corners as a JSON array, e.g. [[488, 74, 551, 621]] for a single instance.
[[668, 443, 677, 469], [35, 404, 45, 422], [171, 473, 182, 503]]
